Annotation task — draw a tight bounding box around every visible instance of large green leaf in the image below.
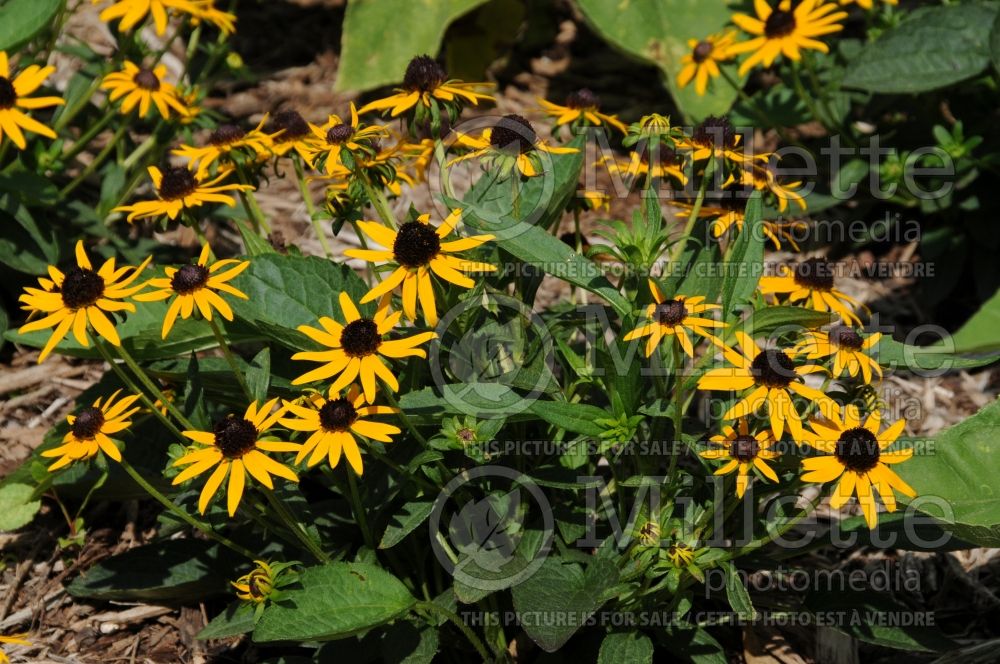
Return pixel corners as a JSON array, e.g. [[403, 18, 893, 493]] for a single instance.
[[253, 562, 415, 642], [0, 482, 41, 532], [0, 0, 63, 51], [598, 632, 654, 663], [229, 253, 369, 350], [574, 0, 737, 121], [896, 399, 1000, 547], [67, 539, 228, 602], [843, 3, 998, 94], [336, 0, 489, 92], [948, 286, 1000, 353], [875, 336, 999, 373], [511, 556, 619, 652], [720, 192, 764, 319]]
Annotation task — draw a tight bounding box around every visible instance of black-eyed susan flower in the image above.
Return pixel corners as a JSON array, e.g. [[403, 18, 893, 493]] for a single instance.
[[268, 109, 315, 164], [537, 88, 627, 134], [0, 634, 30, 664], [795, 326, 882, 385], [677, 31, 738, 96], [303, 103, 389, 175], [623, 279, 724, 357], [134, 244, 249, 338], [18, 241, 151, 362], [292, 293, 436, 402], [676, 196, 806, 251], [280, 384, 400, 475], [0, 52, 63, 150], [450, 114, 578, 178], [758, 257, 868, 326], [700, 418, 779, 497], [601, 141, 688, 187], [173, 117, 274, 177], [728, 0, 848, 75], [665, 542, 696, 567], [344, 209, 496, 325], [114, 165, 252, 222], [839, 0, 896, 11], [173, 399, 299, 516], [676, 115, 765, 167], [96, 0, 233, 35], [233, 560, 276, 604], [188, 0, 236, 33], [101, 62, 190, 120], [698, 332, 836, 439], [41, 390, 141, 471], [358, 54, 493, 120], [738, 162, 806, 213], [800, 405, 914, 528]]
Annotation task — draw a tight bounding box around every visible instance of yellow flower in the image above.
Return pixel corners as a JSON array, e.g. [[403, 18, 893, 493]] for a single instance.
[[601, 141, 689, 187], [677, 31, 738, 96], [188, 0, 236, 33], [280, 384, 400, 475], [18, 241, 151, 362], [675, 116, 766, 167], [101, 62, 190, 120], [665, 542, 695, 567], [114, 165, 252, 222], [449, 114, 578, 178], [173, 116, 275, 177], [291, 293, 436, 402], [698, 331, 836, 439], [0, 52, 63, 150], [800, 405, 914, 528], [795, 326, 882, 384], [95, 0, 233, 35], [728, 0, 848, 75], [701, 418, 780, 497], [675, 197, 806, 251], [358, 54, 493, 118], [134, 244, 249, 338], [840, 0, 897, 10], [232, 560, 276, 603], [758, 257, 868, 326], [344, 209, 496, 326], [623, 279, 724, 357], [267, 109, 315, 164], [738, 162, 806, 213], [303, 103, 390, 175], [398, 137, 435, 184], [173, 399, 300, 516], [0, 633, 30, 664], [537, 88, 627, 134], [41, 390, 141, 471]]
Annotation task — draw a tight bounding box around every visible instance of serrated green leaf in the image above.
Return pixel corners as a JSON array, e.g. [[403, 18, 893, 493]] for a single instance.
[[528, 400, 607, 436], [380, 500, 434, 549], [721, 561, 756, 620], [198, 602, 257, 640], [598, 631, 654, 663]]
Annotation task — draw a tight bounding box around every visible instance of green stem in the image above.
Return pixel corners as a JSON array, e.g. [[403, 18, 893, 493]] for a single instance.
[[414, 600, 491, 661], [789, 62, 827, 133], [110, 338, 195, 431], [294, 157, 333, 258], [668, 341, 684, 489], [360, 174, 398, 230], [60, 108, 116, 165], [669, 156, 711, 264], [380, 387, 427, 445], [721, 488, 826, 561], [119, 458, 256, 559], [345, 469, 375, 550], [234, 165, 271, 234], [264, 490, 330, 563], [208, 317, 253, 402], [60, 124, 129, 197]]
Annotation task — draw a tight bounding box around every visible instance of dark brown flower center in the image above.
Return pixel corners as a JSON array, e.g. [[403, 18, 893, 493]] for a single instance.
[[654, 299, 688, 326], [158, 167, 199, 200], [750, 349, 796, 388], [171, 264, 209, 294], [639, 142, 683, 168], [213, 416, 258, 459], [565, 88, 600, 109], [318, 397, 358, 432], [392, 221, 441, 268], [0, 76, 16, 109], [764, 9, 797, 39], [270, 110, 310, 141], [692, 41, 714, 63], [208, 124, 246, 146], [61, 267, 105, 309], [72, 406, 105, 440], [133, 68, 161, 91], [340, 319, 381, 357], [834, 427, 880, 473], [403, 55, 447, 92], [729, 434, 760, 462], [793, 258, 835, 291], [457, 427, 476, 443], [830, 325, 863, 350], [692, 115, 736, 149], [326, 123, 354, 145], [489, 114, 536, 154]]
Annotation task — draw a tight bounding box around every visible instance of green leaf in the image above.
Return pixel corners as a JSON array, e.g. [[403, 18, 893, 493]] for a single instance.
[[721, 562, 756, 620], [895, 399, 1000, 547], [574, 0, 737, 120], [843, 3, 998, 94], [528, 400, 607, 437], [380, 500, 434, 549], [661, 625, 726, 663], [835, 512, 976, 552], [876, 336, 999, 373], [198, 602, 257, 640], [0, 482, 41, 532], [229, 253, 369, 349], [379, 621, 439, 664], [728, 306, 833, 342], [336, 0, 489, 92], [720, 192, 764, 319], [67, 539, 228, 602], [0, 0, 64, 51], [253, 562, 415, 642], [511, 556, 619, 652], [246, 347, 271, 403], [948, 286, 1000, 353], [992, 8, 1000, 75], [598, 632, 654, 663]]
